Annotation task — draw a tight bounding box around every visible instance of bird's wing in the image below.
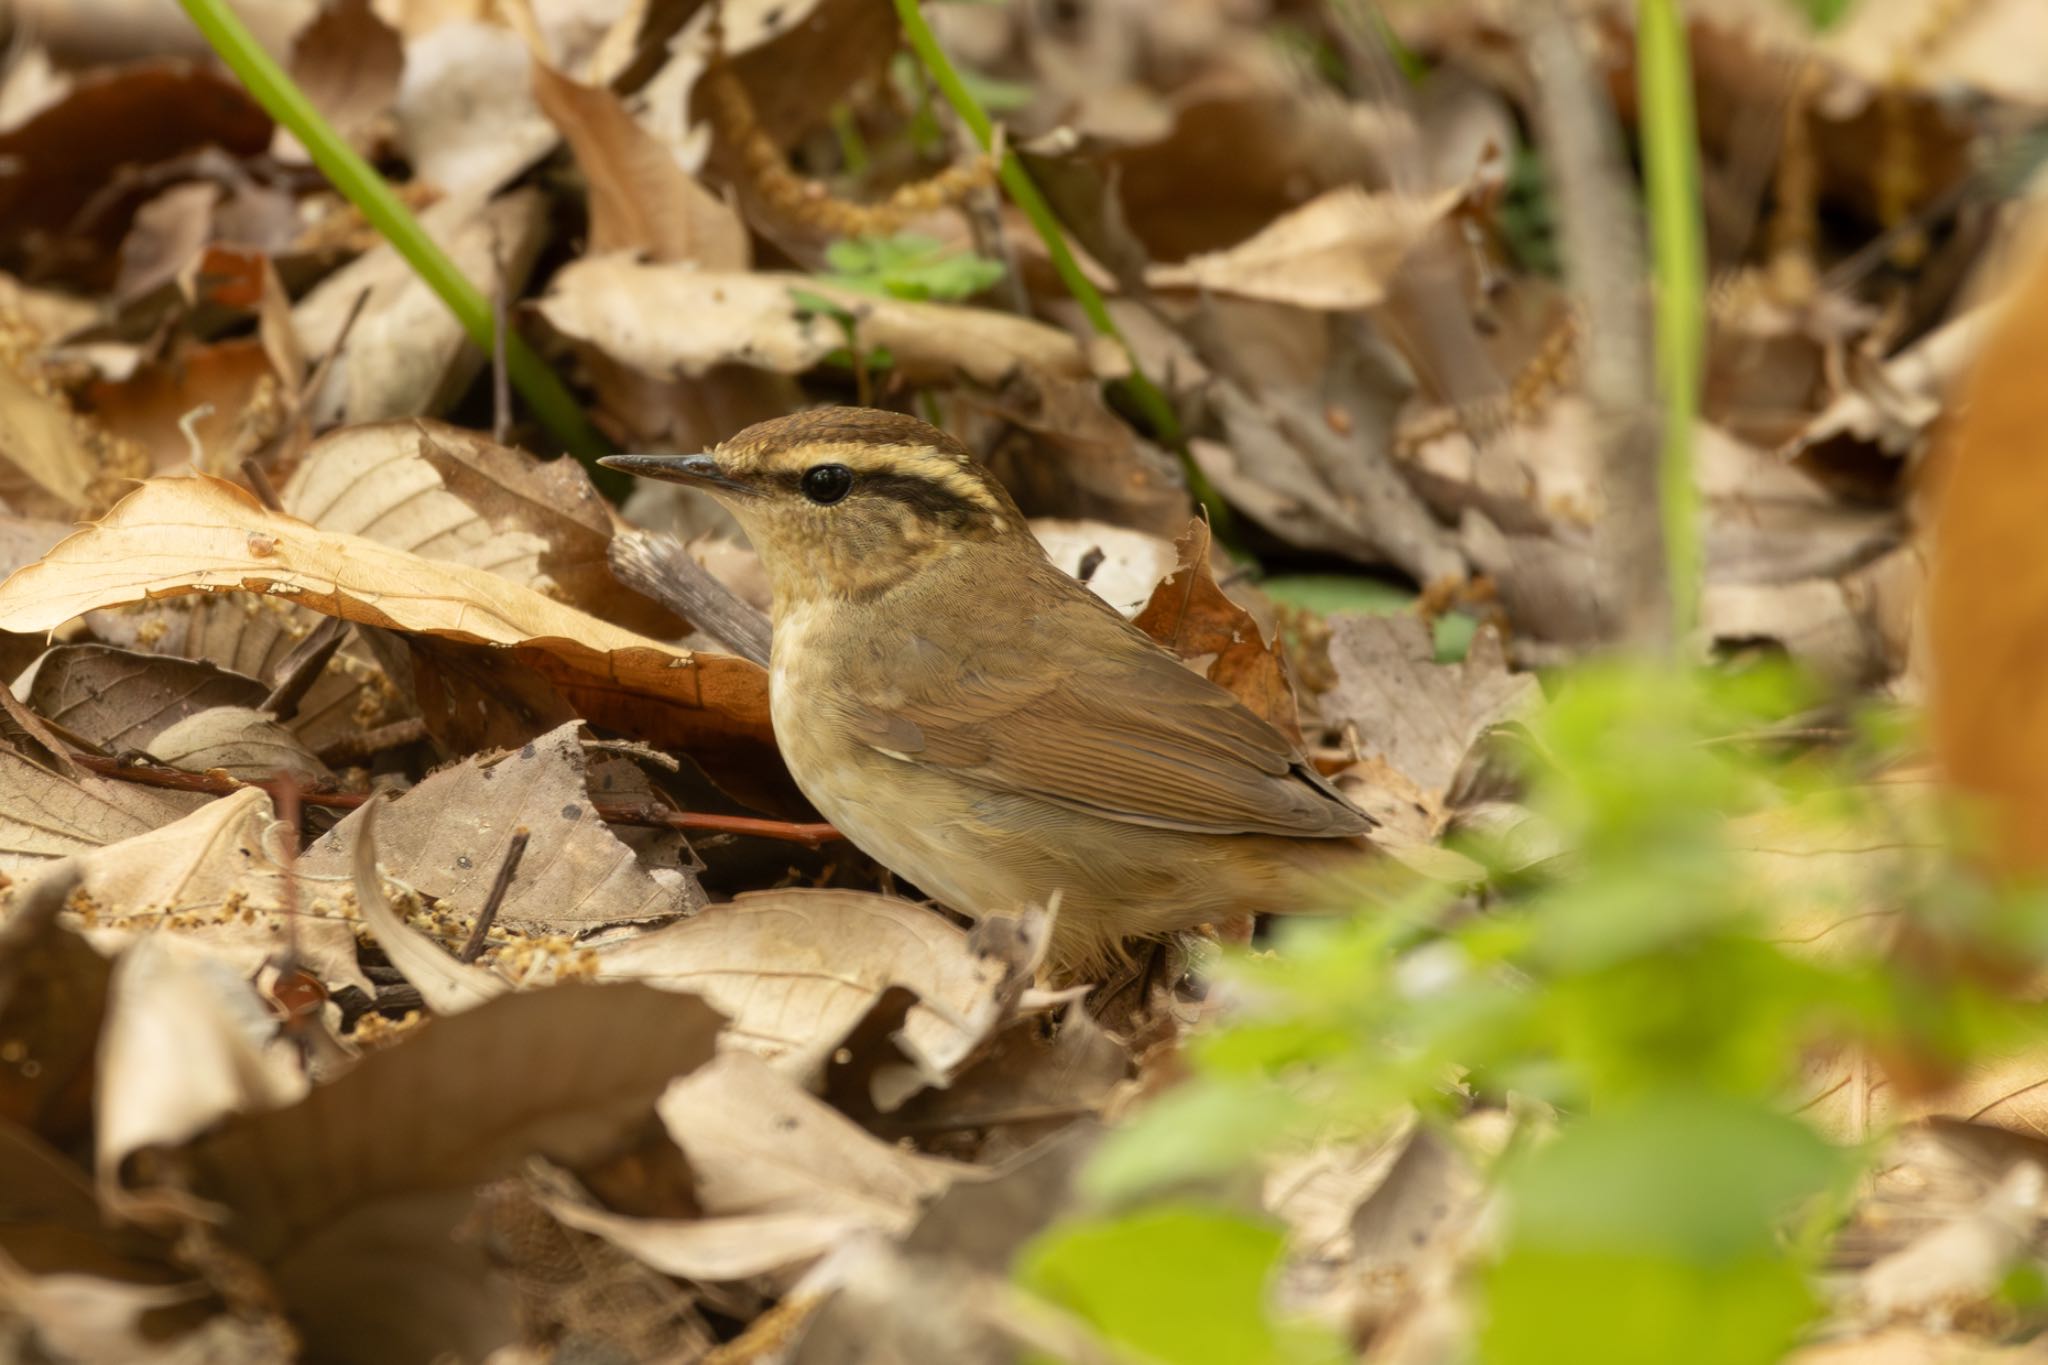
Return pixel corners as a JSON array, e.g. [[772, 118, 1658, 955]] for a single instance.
[[842, 580, 1374, 839]]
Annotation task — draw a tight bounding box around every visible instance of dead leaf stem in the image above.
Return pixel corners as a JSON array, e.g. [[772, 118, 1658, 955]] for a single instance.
[[64, 752, 844, 846]]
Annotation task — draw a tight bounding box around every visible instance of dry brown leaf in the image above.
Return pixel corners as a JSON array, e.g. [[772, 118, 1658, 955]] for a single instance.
[[293, 189, 547, 424], [0, 357, 99, 515], [530, 58, 748, 269], [393, 19, 557, 197], [1323, 617, 1540, 815], [82, 593, 397, 759], [349, 796, 508, 1013], [282, 419, 677, 636], [661, 0, 900, 152], [84, 337, 283, 476], [592, 888, 1016, 1080], [0, 475, 777, 760], [303, 720, 698, 933], [0, 863, 107, 1140], [0, 743, 205, 870], [1147, 187, 1458, 311], [284, 0, 402, 156], [1131, 517, 1303, 744], [169, 983, 724, 1362], [145, 705, 332, 784], [21, 643, 266, 752], [95, 934, 308, 1191], [969, 371, 1193, 541], [549, 1050, 962, 1283], [0, 61, 271, 287], [537, 258, 1090, 388]]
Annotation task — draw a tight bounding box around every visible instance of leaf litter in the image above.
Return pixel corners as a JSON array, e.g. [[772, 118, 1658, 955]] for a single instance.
[[0, 0, 2042, 1361]]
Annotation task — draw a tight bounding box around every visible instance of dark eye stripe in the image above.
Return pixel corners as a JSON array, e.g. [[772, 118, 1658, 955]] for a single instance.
[[855, 472, 995, 528], [765, 468, 993, 528]]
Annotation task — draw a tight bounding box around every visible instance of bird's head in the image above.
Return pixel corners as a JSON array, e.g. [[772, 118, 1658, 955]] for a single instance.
[[601, 407, 1030, 608]]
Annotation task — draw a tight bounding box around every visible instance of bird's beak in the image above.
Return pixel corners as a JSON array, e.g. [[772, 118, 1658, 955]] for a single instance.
[[596, 453, 756, 497]]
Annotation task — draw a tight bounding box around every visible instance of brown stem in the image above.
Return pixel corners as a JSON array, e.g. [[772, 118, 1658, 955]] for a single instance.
[[67, 752, 844, 845]]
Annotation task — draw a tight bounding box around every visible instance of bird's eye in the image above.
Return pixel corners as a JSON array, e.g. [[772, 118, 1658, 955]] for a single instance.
[[800, 463, 854, 505]]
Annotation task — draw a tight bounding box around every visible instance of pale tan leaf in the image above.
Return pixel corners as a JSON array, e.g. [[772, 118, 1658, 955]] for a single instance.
[[1323, 617, 1541, 810], [530, 59, 748, 268], [592, 888, 1015, 1078], [536, 258, 1089, 388], [348, 797, 507, 1013], [393, 20, 556, 197], [292, 189, 547, 423], [303, 720, 696, 932], [0, 475, 775, 757], [558, 1050, 964, 1281], [0, 361, 96, 515], [0, 745, 204, 870], [281, 418, 676, 634], [1146, 187, 1458, 310], [145, 705, 333, 785], [96, 935, 308, 1191], [66, 787, 373, 998]]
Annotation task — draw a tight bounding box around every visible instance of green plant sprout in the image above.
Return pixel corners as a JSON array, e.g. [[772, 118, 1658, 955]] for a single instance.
[[822, 233, 1006, 301]]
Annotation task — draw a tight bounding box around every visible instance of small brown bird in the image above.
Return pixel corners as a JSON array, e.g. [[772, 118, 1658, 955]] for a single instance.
[[602, 408, 1374, 975]]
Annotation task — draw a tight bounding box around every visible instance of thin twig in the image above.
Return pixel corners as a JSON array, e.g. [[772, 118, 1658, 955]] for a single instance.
[[458, 827, 528, 963], [66, 752, 844, 845], [608, 528, 773, 666]]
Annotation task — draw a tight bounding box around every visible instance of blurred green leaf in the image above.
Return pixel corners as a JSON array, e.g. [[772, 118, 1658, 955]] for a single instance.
[[1483, 1093, 1845, 1365], [1019, 1204, 1346, 1365]]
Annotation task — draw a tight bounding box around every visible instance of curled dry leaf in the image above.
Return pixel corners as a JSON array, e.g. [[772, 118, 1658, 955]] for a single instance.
[[168, 984, 724, 1362], [530, 58, 748, 269], [303, 721, 699, 933], [144, 705, 333, 785], [0, 359, 102, 516], [549, 1051, 962, 1283], [348, 796, 508, 1014], [283, 418, 678, 635], [592, 888, 1020, 1081], [282, 0, 402, 158], [1131, 517, 1303, 745], [20, 642, 268, 752], [0, 475, 776, 762], [536, 258, 1090, 389], [293, 188, 548, 424], [1147, 186, 1460, 311], [95, 934, 308, 1196]]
